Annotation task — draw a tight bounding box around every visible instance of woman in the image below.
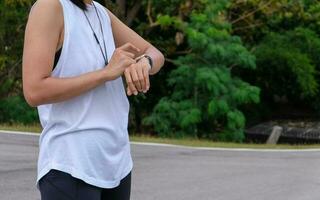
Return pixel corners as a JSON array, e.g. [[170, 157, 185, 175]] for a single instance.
[[22, 0, 164, 199]]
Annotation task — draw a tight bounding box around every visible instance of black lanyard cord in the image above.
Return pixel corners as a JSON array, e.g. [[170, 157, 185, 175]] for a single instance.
[[82, 2, 108, 66], [93, 3, 108, 65]]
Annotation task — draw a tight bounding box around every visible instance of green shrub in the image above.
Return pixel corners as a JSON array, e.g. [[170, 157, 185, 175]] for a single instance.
[[0, 95, 38, 124], [254, 27, 319, 102], [143, 1, 260, 142]]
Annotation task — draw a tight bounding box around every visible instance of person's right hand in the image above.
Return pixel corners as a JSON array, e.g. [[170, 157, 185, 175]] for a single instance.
[[104, 43, 141, 80]]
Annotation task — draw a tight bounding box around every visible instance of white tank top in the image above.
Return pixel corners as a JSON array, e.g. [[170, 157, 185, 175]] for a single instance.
[[34, 0, 132, 189]]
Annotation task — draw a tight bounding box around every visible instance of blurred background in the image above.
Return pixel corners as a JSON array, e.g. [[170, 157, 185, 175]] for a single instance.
[[2, 0, 320, 144]]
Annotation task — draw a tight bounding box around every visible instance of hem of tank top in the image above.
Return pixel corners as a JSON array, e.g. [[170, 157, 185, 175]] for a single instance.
[[35, 159, 133, 190]]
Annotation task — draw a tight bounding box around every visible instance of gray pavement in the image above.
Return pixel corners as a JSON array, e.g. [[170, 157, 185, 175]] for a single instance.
[[0, 131, 320, 200]]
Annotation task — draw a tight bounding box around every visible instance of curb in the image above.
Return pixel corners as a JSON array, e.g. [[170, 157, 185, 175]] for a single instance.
[[1, 129, 320, 152]]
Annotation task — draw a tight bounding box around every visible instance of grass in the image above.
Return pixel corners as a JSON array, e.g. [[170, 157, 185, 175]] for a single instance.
[[130, 134, 320, 149], [0, 123, 42, 133], [1, 123, 320, 149]]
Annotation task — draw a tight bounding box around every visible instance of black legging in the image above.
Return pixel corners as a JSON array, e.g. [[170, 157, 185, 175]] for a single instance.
[[39, 169, 131, 200]]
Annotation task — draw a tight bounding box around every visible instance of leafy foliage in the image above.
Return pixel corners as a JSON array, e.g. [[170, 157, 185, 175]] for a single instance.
[[0, 0, 38, 123], [0, 95, 38, 124], [229, 0, 320, 43], [143, 1, 260, 142], [254, 28, 319, 100], [229, 0, 320, 119], [0, 0, 32, 98]]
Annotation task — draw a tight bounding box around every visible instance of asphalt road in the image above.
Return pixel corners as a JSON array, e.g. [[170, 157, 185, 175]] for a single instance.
[[1, 131, 320, 200]]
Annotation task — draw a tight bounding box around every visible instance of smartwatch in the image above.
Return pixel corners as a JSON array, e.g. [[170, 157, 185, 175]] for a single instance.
[[135, 54, 153, 71]]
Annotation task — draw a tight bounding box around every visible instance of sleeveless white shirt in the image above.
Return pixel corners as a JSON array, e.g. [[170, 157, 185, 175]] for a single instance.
[[34, 0, 133, 189]]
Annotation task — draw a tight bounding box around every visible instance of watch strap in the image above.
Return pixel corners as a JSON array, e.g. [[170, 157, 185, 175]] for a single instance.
[[136, 54, 153, 70]]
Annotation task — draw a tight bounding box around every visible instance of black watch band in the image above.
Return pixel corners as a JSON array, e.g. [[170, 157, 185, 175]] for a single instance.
[[143, 55, 153, 70], [136, 54, 153, 70]]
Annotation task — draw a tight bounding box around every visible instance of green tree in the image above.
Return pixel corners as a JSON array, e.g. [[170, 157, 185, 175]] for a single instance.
[[252, 27, 320, 111], [0, 0, 33, 98], [228, 0, 320, 44], [143, 0, 260, 142], [0, 0, 38, 124], [228, 0, 320, 122]]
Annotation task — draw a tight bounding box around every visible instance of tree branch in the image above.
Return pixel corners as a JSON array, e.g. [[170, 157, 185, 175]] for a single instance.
[[231, 1, 273, 24], [232, 22, 264, 31], [116, 0, 126, 17], [147, 0, 159, 27], [125, 1, 142, 26]]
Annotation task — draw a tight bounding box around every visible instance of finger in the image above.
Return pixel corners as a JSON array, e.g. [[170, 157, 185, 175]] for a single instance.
[[121, 51, 135, 59], [136, 64, 145, 92], [127, 86, 132, 96], [131, 67, 142, 92], [124, 78, 133, 96], [125, 68, 138, 95], [119, 43, 141, 54], [124, 57, 136, 68], [143, 66, 150, 92]]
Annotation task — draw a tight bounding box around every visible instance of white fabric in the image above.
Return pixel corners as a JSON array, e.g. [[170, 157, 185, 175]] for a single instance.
[[35, 0, 132, 189]]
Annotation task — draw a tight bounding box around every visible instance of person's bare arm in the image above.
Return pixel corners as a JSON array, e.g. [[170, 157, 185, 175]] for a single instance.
[[105, 8, 165, 95], [22, 0, 138, 107], [106, 9, 165, 75]]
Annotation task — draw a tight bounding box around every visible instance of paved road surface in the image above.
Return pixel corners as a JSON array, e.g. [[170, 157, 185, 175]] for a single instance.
[[0, 131, 320, 200]]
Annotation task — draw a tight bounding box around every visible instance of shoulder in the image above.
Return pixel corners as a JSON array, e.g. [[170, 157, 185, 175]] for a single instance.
[[31, 0, 62, 13], [27, 0, 63, 29]]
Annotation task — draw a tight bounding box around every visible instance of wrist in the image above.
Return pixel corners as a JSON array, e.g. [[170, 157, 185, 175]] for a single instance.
[[101, 66, 116, 81], [136, 54, 153, 72], [139, 57, 152, 72]]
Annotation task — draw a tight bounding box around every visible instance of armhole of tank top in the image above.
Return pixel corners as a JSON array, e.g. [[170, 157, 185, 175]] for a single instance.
[[51, 0, 69, 75]]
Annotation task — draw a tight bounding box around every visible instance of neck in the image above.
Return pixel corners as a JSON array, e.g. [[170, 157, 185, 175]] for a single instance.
[[83, 0, 93, 4]]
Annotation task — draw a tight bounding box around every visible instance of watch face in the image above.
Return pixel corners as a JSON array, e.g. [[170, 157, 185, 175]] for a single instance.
[[135, 54, 153, 70]]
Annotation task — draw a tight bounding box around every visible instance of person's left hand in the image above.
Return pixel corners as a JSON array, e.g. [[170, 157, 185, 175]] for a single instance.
[[124, 57, 151, 96]]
